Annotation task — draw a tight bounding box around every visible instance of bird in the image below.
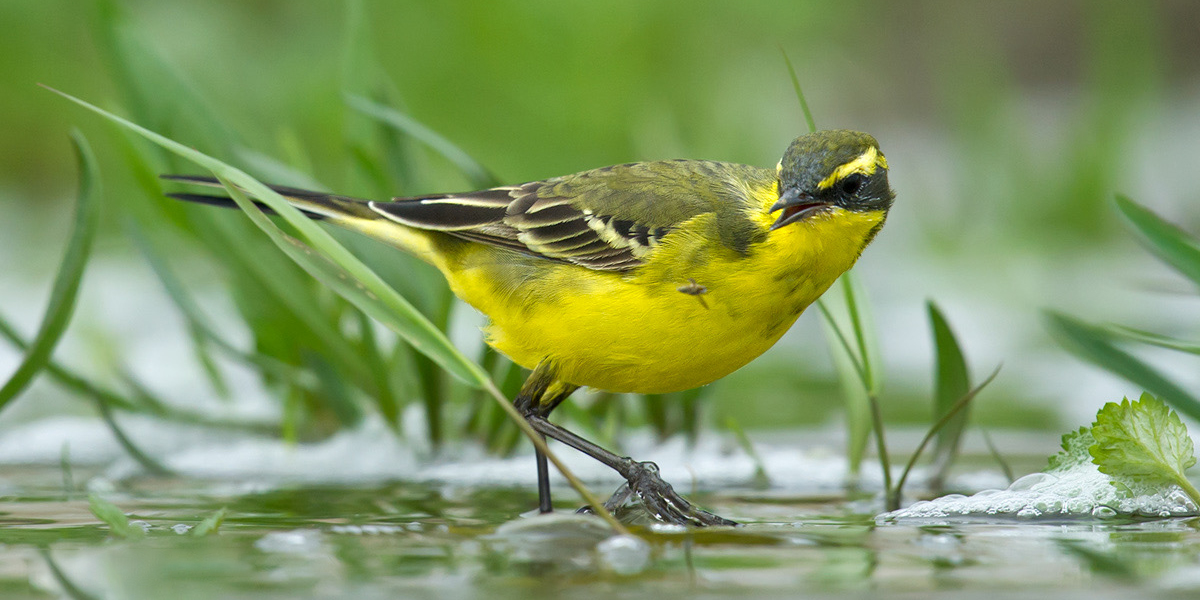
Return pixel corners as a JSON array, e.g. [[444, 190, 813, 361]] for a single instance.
[[164, 129, 895, 526]]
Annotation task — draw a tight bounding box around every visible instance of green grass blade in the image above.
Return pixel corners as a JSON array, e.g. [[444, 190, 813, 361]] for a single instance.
[[892, 366, 1000, 506], [980, 427, 1015, 483], [781, 49, 818, 134], [0, 131, 100, 414], [221, 176, 485, 388], [88, 494, 144, 539], [125, 222, 321, 390], [1114, 194, 1200, 288], [356, 311, 400, 428], [192, 508, 228, 537], [819, 304, 870, 477], [91, 0, 237, 151], [1046, 311, 1200, 421], [346, 94, 500, 189], [841, 273, 880, 395], [816, 301, 867, 384], [39, 548, 102, 600], [0, 312, 135, 412], [927, 301, 972, 482], [0, 310, 278, 433], [60, 443, 75, 499], [724, 416, 770, 488], [1108, 326, 1200, 355], [45, 85, 485, 386], [94, 394, 172, 476]]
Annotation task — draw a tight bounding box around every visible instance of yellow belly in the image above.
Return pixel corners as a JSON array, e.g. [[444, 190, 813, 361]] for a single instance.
[[442, 207, 885, 394]]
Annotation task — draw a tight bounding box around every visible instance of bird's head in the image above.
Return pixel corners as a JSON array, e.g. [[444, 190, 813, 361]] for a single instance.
[[769, 129, 895, 231]]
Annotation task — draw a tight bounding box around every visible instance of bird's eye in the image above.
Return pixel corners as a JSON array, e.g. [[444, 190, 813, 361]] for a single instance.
[[840, 174, 864, 196]]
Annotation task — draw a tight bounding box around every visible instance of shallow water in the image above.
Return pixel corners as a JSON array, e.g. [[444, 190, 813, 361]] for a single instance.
[[3, 465, 1200, 599]]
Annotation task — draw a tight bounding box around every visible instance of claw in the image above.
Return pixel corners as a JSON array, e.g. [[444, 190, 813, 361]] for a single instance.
[[581, 461, 737, 527]]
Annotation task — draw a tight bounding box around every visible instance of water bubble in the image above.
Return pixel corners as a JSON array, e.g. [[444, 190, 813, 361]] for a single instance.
[[255, 529, 325, 554], [597, 535, 651, 575], [648, 523, 688, 534], [1009, 473, 1055, 491], [171, 524, 193, 535]]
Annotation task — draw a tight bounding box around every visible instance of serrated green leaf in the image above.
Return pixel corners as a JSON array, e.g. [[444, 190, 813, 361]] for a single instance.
[[88, 495, 144, 539], [1114, 195, 1200, 289], [1047, 426, 1095, 472], [1089, 393, 1200, 505]]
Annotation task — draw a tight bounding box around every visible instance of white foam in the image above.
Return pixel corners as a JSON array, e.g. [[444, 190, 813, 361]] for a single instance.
[[879, 458, 1200, 522]]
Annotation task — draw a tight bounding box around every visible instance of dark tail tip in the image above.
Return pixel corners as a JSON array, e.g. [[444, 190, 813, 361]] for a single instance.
[[162, 177, 327, 219]]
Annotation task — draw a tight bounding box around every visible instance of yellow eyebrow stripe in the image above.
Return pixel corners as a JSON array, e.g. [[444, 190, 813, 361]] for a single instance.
[[816, 146, 888, 190]]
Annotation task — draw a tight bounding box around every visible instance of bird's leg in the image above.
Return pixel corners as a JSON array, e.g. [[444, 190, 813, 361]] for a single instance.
[[515, 362, 576, 515], [521, 413, 736, 527], [534, 438, 552, 513], [525, 415, 735, 527]]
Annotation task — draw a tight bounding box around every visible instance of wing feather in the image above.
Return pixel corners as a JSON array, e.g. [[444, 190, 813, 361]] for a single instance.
[[368, 161, 772, 271]]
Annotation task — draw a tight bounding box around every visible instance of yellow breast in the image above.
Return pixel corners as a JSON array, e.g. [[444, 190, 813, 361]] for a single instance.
[[443, 206, 886, 394]]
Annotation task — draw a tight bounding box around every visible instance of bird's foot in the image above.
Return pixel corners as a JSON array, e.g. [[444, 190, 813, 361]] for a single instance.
[[577, 460, 737, 527]]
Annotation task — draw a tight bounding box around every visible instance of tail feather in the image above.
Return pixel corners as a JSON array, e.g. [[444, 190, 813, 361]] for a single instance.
[[164, 192, 329, 219], [161, 174, 442, 265], [161, 174, 379, 221]]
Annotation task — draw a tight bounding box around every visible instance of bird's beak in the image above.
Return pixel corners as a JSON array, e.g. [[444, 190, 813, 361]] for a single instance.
[[769, 187, 831, 231]]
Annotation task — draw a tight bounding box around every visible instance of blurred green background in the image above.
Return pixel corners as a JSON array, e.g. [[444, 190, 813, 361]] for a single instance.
[[2, 0, 1199, 446]]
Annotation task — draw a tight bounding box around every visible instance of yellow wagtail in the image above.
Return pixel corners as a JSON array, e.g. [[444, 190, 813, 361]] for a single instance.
[[165, 129, 895, 526]]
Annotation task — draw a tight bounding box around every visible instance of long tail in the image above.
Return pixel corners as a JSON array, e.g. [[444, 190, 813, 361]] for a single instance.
[[162, 175, 440, 264]]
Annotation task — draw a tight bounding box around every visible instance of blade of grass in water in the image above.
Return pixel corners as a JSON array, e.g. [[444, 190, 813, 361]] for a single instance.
[[1114, 194, 1200, 289], [816, 274, 883, 483], [88, 494, 145, 539], [1046, 311, 1200, 421], [0, 131, 100, 415], [192, 508, 228, 537], [890, 366, 1000, 511], [46, 87, 626, 532], [927, 301, 972, 486]]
